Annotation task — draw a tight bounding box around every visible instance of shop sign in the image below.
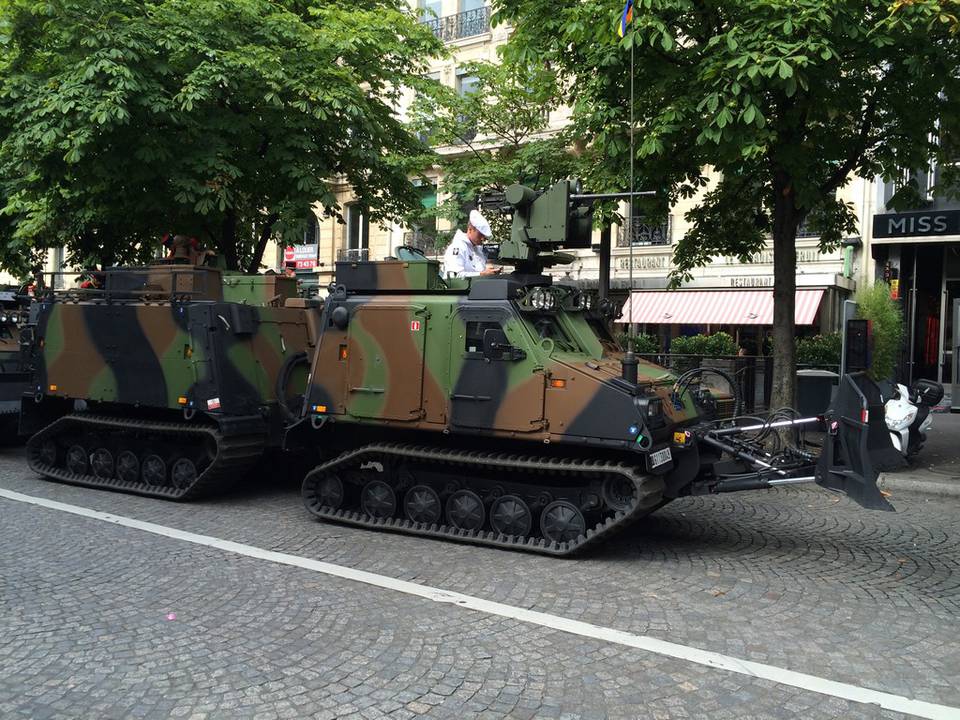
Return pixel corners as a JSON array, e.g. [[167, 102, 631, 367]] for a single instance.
[[617, 254, 670, 271], [284, 243, 319, 270], [873, 209, 960, 238], [730, 276, 773, 288]]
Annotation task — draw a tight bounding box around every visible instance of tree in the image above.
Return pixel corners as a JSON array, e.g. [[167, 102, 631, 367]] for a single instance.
[[495, 0, 960, 408], [0, 0, 442, 275], [406, 60, 582, 247]]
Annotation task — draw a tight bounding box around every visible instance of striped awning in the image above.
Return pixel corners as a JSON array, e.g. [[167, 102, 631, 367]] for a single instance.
[[616, 289, 824, 325]]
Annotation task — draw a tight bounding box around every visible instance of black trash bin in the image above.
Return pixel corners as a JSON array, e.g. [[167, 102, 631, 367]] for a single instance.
[[796, 369, 839, 416]]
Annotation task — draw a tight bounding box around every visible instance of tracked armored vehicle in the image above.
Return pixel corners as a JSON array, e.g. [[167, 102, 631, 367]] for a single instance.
[[20, 181, 892, 557], [22, 265, 316, 498], [295, 181, 892, 556], [0, 287, 33, 438]]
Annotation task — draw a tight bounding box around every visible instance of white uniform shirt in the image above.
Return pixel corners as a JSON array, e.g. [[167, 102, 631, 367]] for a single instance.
[[442, 230, 487, 278]]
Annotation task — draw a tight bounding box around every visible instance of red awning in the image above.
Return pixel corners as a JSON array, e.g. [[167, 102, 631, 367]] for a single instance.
[[616, 289, 824, 325]]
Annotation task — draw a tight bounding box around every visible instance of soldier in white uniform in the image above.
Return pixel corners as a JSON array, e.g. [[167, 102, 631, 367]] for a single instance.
[[442, 209, 500, 278]]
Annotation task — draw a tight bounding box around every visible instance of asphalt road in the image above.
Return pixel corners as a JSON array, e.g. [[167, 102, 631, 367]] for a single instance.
[[2, 448, 959, 720]]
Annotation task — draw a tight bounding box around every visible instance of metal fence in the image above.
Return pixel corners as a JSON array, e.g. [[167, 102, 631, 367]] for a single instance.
[[422, 7, 491, 42], [637, 353, 840, 413], [337, 248, 369, 262], [616, 216, 672, 247]]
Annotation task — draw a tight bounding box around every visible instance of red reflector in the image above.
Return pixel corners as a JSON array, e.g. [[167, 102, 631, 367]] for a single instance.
[[861, 409, 869, 423]]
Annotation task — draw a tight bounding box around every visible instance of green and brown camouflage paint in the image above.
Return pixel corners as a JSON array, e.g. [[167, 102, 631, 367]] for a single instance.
[[29, 266, 314, 421], [303, 259, 698, 454]]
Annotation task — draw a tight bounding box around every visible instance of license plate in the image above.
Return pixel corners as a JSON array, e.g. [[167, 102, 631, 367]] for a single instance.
[[649, 447, 672, 468]]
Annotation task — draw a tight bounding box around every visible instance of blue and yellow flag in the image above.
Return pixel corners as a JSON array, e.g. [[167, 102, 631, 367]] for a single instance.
[[618, 0, 634, 38]]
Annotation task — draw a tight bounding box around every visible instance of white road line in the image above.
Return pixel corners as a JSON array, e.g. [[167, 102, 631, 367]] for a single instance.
[[2, 488, 956, 720]]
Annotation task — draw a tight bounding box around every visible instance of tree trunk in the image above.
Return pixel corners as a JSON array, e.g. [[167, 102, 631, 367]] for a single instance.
[[221, 208, 238, 271], [246, 213, 279, 275], [770, 171, 799, 412]]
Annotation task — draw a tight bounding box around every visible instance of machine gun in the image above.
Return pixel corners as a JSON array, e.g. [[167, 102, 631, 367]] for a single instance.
[[482, 179, 654, 275]]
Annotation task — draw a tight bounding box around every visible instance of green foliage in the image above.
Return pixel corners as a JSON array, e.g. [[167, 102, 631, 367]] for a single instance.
[[669, 332, 737, 356], [0, 0, 442, 273], [495, 0, 960, 270], [406, 60, 584, 241], [855, 282, 904, 381], [494, 0, 960, 407], [616, 332, 659, 354], [796, 333, 842, 367]]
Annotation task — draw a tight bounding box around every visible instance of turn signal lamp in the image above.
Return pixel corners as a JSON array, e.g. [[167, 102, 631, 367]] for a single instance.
[[178, 396, 188, 406], [49, 384, 57, 392], [313, 404, 327, 413], [549, 379, 567, 389]]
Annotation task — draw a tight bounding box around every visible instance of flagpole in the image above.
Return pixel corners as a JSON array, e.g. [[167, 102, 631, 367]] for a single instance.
[[628, 38, 635, 344]]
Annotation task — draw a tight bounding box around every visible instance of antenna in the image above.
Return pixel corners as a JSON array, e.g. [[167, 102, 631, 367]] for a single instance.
[[621, 35, 639, 384]]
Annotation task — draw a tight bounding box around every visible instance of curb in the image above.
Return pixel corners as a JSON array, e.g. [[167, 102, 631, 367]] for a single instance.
[[877, 471, 960, 499]]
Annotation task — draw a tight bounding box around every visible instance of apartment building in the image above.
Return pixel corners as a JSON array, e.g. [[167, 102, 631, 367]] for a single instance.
[[275, 1, 866, 349]]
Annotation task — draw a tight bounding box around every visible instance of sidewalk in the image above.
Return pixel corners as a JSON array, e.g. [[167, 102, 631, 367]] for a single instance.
[[878, 411, 960, 498]]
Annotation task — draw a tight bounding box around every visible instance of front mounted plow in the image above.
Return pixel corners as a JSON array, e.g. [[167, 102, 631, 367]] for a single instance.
[[693, 373, 896, 512]]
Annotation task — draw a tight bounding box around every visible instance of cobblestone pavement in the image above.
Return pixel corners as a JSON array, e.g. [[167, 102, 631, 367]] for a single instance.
[[2, 449, 959, 719]]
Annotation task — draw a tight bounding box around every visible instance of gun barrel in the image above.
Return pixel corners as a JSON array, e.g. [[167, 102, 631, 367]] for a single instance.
[[570, 191, 657, 201]]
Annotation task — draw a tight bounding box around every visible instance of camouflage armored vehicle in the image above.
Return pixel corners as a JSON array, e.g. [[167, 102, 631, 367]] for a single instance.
[[19, 182, 890, 557], [295, 181, 890, 556], [22, 265, 317, 498], [0, 286, 33, 438]]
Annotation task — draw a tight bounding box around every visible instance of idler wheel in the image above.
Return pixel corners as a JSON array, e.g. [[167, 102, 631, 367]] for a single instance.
[[66, 445, 88, 475], [116, 451, 140, 484], [446, 489, 485, 532], [141, 454, 167, 486], [90, 448, 115, 479], [39, 440, 57, 467], [490, 494, 532, 537], [360, 479, 396, 519], [403, 485, 441, 524], [540, 501, 586, 544], [602, 476, 636, 512], [171, 458, 198, 491], [315, 474, 345, 510]]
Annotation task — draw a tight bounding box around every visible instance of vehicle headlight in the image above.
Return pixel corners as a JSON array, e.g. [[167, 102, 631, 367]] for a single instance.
[[530, 288, 547, 309], [543, 292, 555, 310]]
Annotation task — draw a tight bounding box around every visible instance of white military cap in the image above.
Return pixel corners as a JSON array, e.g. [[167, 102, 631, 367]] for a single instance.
[[469, 209, 492, 238]]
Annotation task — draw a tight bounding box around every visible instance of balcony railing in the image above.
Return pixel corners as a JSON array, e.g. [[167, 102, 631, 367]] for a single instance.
[[338, 247, 369, 262], [796, 219, 819, 239], [402, 230, 447, 256], [617, 216, 672, 247], [422, 7, 491, 42]]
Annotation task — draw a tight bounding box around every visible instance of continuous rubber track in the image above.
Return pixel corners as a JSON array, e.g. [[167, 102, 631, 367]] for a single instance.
[[26, 413, 266, 500], [302, 443, 665, 557]]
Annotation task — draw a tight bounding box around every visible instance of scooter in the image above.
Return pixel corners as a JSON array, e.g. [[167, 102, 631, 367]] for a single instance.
[[884, 379, 944, 458]]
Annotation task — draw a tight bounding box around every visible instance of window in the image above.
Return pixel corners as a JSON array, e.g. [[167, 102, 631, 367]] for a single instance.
[[464, 320, 503, 354], [346, 204, 369, 250], [460, 0, 484, 12], [303, 214, 319, 245], [457, 72, 479, 97], [418, 0, 441, 21]]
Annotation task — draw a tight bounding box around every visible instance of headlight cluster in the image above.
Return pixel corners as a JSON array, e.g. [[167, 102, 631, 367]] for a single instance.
[[1, 311, 23, 325], [528, 287, 557, 311]]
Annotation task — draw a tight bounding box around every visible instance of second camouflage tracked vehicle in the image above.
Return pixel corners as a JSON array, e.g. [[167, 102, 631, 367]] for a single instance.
[[294, 181, 892, 556], [22, 266, 315, 498]]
